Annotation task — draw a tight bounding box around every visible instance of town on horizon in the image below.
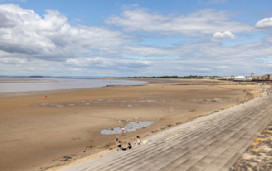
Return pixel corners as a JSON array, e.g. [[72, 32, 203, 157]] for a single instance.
[[1, 73, 272, 82]]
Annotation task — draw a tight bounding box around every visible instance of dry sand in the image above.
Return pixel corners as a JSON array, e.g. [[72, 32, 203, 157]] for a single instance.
[[0, 78, 266, 171]]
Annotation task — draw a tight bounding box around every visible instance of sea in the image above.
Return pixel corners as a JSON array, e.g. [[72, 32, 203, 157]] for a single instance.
[[0, 78, 147, 93]]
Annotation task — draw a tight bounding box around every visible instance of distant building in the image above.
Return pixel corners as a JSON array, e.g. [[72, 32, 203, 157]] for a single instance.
[[246, 76, 253, 81], [220, 76, 232, 80], [234, 76, 246, 81], [256, 75, 263, 80], [264, 74, 272, 80], [218, 73, 272, 82]]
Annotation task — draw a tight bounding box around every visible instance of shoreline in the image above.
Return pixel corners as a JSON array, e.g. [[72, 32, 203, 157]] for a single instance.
[[0, 78, 269, 171], [0, 78, 148, 94]]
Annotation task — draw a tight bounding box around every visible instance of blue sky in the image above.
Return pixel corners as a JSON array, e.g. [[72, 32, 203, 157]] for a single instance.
[[18, 0, 272, 25], [0, 0, 271, 77]]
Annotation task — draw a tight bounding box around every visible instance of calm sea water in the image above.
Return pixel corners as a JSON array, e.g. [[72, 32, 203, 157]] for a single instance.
[[0, 78, 147, 93]]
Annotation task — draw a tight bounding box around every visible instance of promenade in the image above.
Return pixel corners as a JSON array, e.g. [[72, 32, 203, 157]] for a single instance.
[[61, 95, 272, 171]]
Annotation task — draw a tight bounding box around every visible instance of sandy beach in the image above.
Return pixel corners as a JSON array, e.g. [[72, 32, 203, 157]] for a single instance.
[[0, 78, 266, 171]]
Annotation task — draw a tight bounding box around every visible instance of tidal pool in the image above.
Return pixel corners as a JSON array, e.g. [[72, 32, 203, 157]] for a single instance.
[[100, 121, 153, 135]]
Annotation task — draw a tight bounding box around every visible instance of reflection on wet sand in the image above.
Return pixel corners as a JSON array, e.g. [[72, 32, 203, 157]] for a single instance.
[[100, 121, 154, 135]]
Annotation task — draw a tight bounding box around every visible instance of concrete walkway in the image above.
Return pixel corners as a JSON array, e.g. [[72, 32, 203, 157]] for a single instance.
[[61, 96, 272, 171]]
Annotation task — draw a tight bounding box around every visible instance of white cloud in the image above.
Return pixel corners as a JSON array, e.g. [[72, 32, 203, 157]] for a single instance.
[[106, 9, 252, 36], [212, 31, 235, 40], [124, 46, 177, 57], [0, 4, 128, 60], [0, 57, 27, 64], [0, 4, 271, 77], [256, 17, 272, 28], [65, 57, 150, 70], [1, 39, 272, 76], [264, 36, 272, 42]]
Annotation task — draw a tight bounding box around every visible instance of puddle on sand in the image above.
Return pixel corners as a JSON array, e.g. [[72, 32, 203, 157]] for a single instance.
[[100, 121, 153, 135]]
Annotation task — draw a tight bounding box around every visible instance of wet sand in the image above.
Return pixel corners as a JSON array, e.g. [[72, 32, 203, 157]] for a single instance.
[[0, 78, 266, 171]]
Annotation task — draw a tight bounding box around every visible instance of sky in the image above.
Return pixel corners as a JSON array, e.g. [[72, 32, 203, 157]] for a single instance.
[[0, 0, 271, 77]]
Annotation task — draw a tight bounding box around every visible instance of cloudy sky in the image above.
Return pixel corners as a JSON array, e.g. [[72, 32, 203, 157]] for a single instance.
[[0, 0, 271, 77]]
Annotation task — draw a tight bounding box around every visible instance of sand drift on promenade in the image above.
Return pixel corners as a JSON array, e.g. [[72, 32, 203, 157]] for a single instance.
[[0, 78, 267, 171]]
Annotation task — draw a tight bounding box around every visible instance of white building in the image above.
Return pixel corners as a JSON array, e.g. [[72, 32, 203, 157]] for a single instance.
[[233, 76, 246, 81]]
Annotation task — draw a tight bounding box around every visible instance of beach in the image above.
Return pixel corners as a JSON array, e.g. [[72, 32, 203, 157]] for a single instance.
[[0, 78, 266, 171]]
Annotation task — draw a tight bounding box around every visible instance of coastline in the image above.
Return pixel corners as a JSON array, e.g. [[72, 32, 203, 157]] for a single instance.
[[0, 78, 268, 171]]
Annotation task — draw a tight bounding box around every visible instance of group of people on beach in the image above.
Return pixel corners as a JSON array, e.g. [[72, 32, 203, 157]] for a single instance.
[[116, 136, 141, 151]]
